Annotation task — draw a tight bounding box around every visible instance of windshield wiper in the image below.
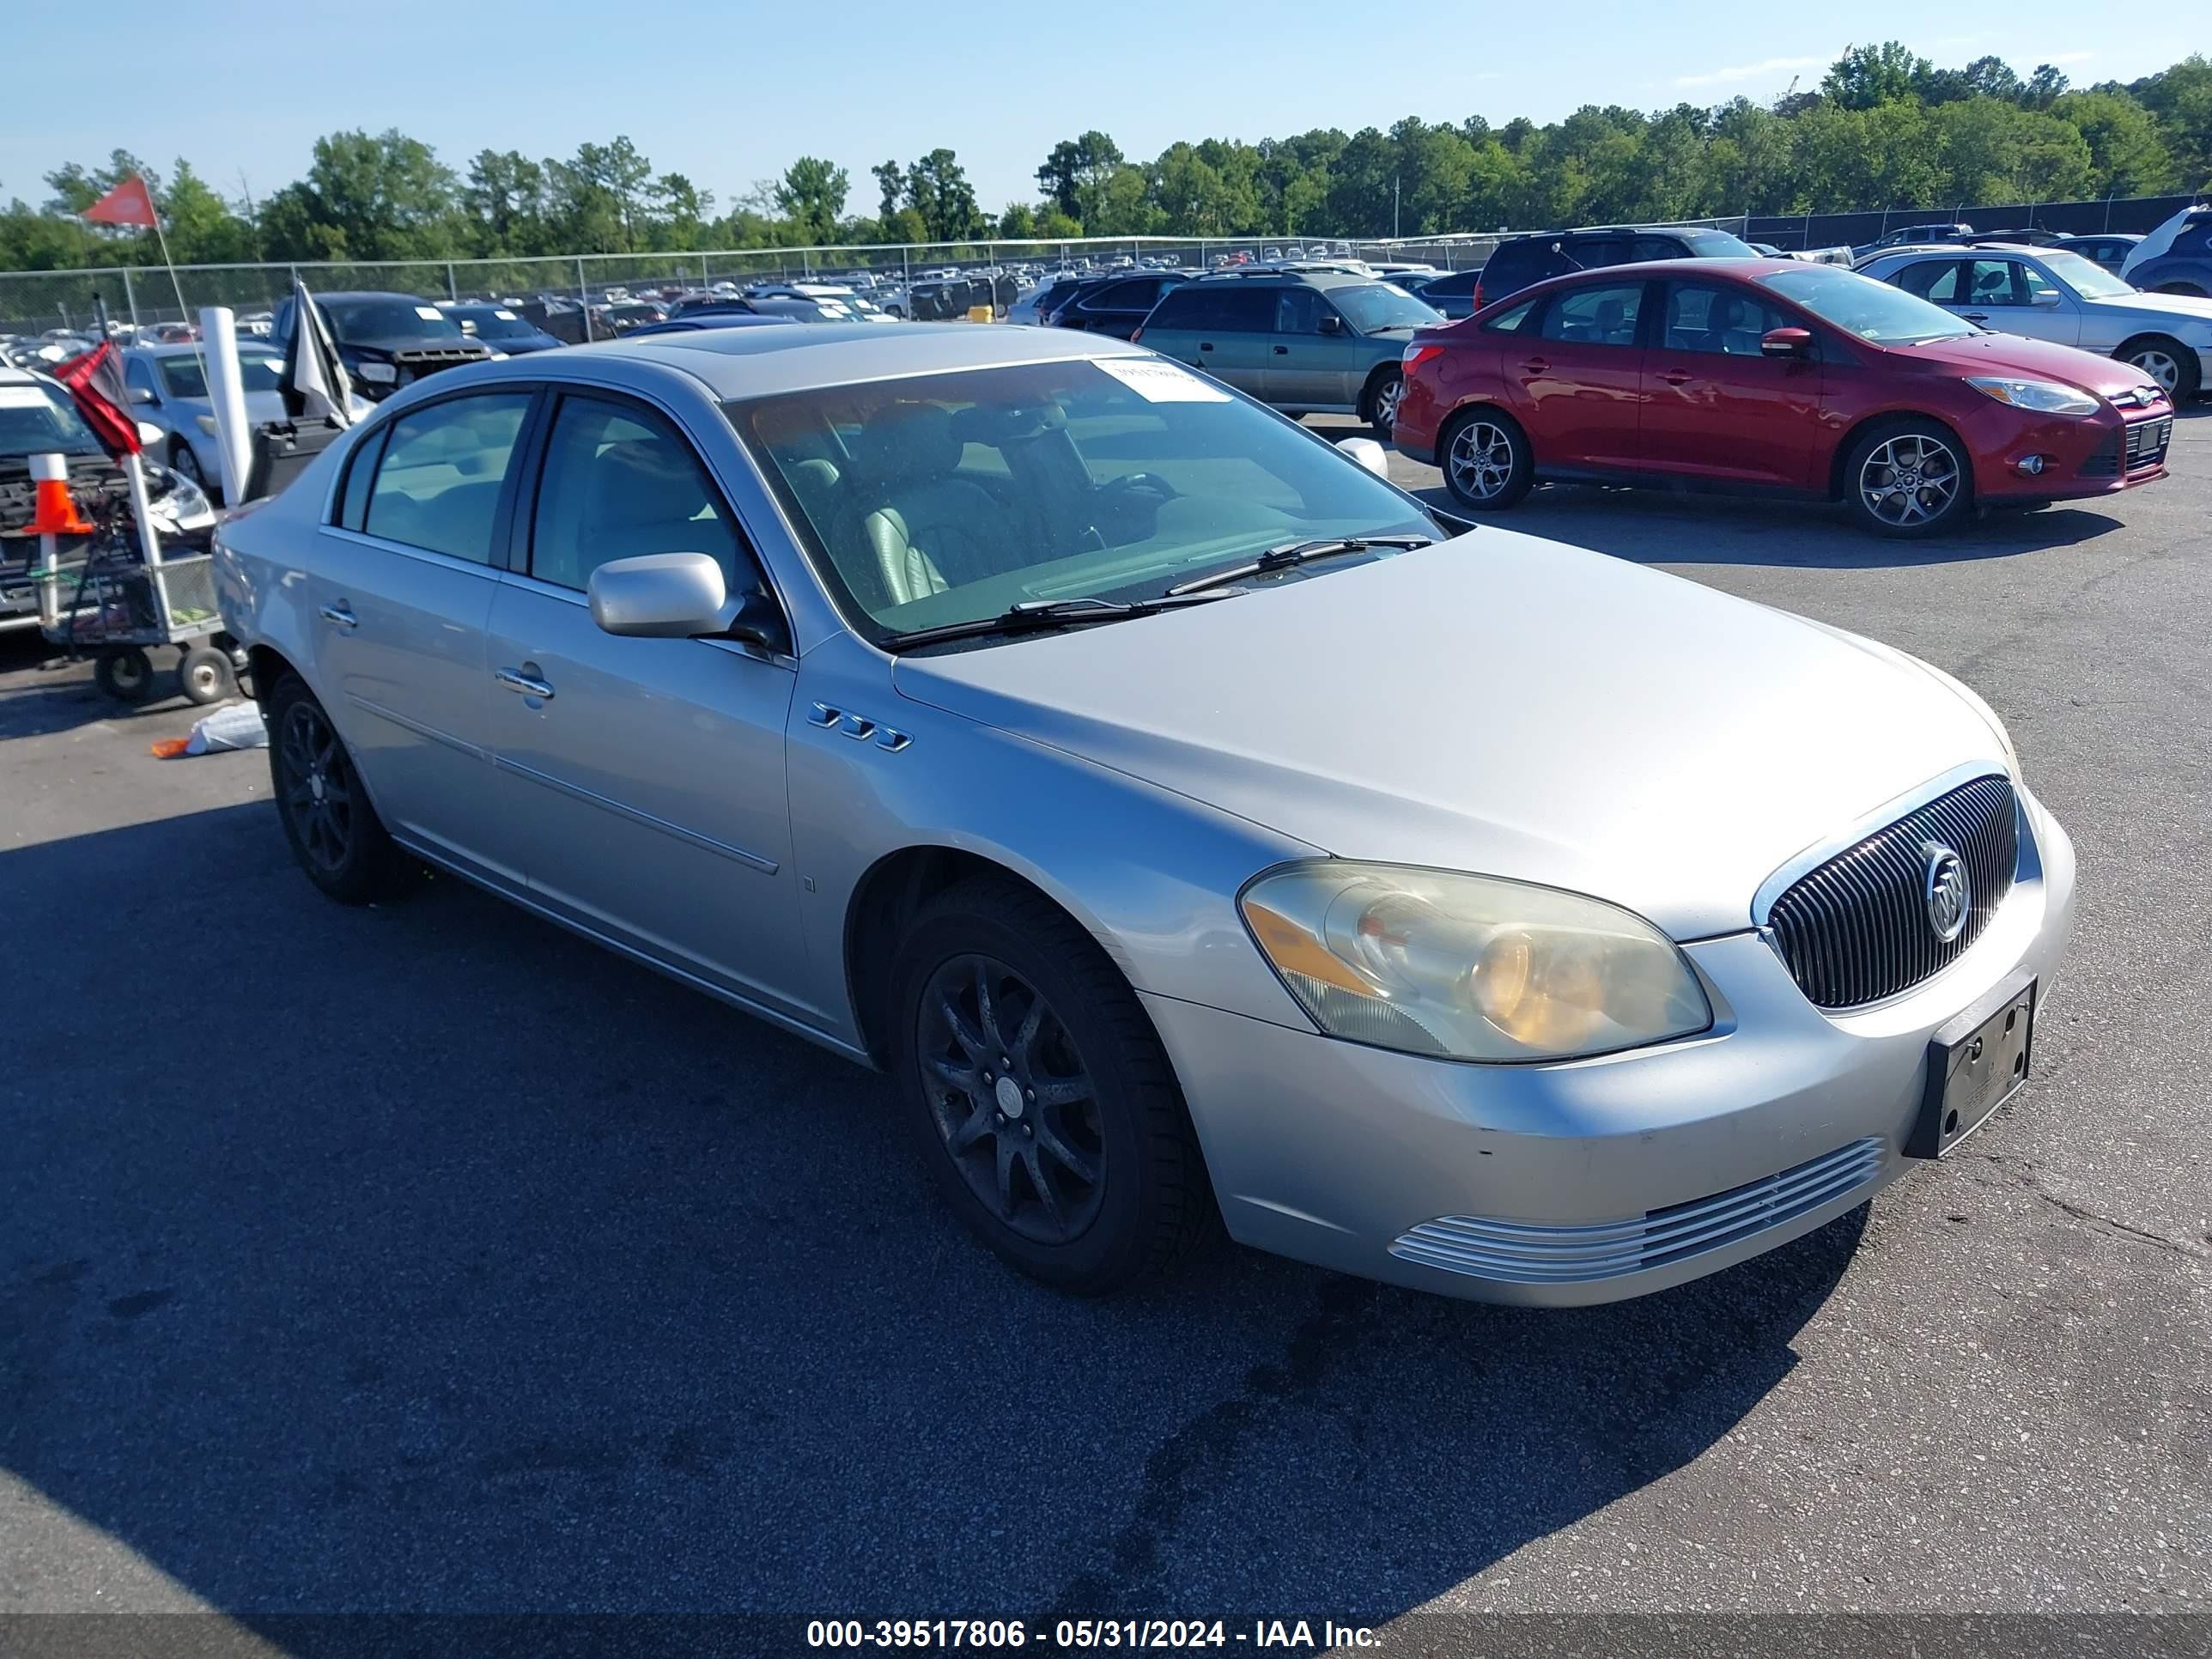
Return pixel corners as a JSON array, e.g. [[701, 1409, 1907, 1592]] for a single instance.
[[883, 589, 1243, 649], [1165, 536, 1433, 598]]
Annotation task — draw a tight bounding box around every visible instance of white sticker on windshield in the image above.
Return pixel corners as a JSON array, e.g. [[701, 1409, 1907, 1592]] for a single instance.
[[1094, 357, 1231, 403], [415, 306, 442, 321], [495, 309, 518, 320]]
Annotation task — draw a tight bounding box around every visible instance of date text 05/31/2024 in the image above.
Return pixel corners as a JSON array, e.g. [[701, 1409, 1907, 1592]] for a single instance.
[[805, 1618, 1382, 1650]]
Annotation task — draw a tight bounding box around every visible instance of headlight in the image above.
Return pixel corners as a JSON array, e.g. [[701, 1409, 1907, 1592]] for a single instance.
[[194, 414, 220, 435], [356, 362, 398, 384], [155, 469, 211, 522], [1966, 376, 2098, 416], [1240, 863, 1712, 1062]]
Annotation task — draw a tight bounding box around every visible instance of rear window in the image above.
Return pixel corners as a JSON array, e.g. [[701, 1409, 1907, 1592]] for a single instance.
[[1480, 240, 1567, 297], [1680, 229, 1759, 258], [1146, 285, 1273, 332]]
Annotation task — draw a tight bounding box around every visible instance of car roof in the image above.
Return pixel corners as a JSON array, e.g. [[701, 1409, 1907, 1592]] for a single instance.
[[128, 340, 277, 357], [584, 320, 1147, 397]]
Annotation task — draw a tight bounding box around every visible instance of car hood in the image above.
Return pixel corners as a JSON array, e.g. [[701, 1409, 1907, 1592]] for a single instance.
[[890, 532, 2005, 940], [2082, 290, 2212, 329], [1889, 330, 2161, 395]]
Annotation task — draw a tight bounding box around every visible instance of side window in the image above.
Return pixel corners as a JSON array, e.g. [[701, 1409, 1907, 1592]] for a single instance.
[[1896, 260, 1961, 302], [1568, 238, 1633, 269], [1662, 285, 1790, 356], [1630, 236, 1684, 264], [531, 396, 744, 592], [337, 425, 386, 530], [2020, 263, 2062, 304], [1092, 280, 1151, 310], [1537, 283, 1645, 347], [1275, 288, 1328, 334], [124, 358, 156, 398], [362, 393, 532, 562], [1964, 259, 2025, 307], [1481, 297, 1539, 332], [1217, 289, 1275, 331]]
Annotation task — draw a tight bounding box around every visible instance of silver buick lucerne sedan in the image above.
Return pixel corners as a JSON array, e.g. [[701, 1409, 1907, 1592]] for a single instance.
[[215, 323, 2076, 1306]]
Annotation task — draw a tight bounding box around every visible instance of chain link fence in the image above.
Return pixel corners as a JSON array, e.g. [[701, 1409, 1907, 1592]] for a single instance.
[[0, 217, 1785, 337]]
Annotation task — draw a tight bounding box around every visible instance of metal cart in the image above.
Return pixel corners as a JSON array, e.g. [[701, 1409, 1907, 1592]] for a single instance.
[[41, 521, 244, 705]]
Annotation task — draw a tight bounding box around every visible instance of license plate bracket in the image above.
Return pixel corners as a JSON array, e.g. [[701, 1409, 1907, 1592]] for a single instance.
[[1910, 972, 2035, 1159]]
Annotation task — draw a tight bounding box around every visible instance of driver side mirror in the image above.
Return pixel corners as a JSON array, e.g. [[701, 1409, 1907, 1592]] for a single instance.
[[589, 551, 787, 652], [129, 386, 158, 405], [2031, 288, 2063, 307], [1760, 326, 1814, 359], [1317, 314, 1345, 335], [1335, 435, 1392, 477]]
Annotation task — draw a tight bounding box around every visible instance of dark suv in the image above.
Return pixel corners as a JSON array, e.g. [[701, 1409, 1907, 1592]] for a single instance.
[[1132, 268, 1441, 434], [271, 291, 493, 402], [1473, 226, 1759, 311], [1045, 272, 1192, 339]]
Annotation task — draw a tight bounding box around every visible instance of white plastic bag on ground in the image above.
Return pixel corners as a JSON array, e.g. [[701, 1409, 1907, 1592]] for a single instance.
[[185, 701, 269, 755]]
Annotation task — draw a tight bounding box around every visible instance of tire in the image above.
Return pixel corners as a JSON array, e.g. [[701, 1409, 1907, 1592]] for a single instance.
[[887, 875, 1216, 1295], [1438, 406, 1534, 511], [177, 644, 235, 706], [2153, 283, 2207, 299], [1361, 367, 1406, 440], [94, 646, 155, 703], [168, 440, 218, 504], [2116, 334, 2201, 403], [1842, 418, 1972, 539], [266, 672, 407, 904]]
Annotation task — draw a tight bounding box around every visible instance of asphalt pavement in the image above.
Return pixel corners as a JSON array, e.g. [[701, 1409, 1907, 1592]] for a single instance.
[[0, 414, 2205, 1645]]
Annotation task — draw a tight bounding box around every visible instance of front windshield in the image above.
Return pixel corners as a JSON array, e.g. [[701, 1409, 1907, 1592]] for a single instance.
[[1684, 229, 1760, 258], [324, 300, 463, 342], [1332, 283, 1443, 332], [2039, 250, 2136, 300], [1756, 264, 1974, 344], [730, 357, 1440, 645], [158, 352, 285, 398], [0, 383, 105, 458]]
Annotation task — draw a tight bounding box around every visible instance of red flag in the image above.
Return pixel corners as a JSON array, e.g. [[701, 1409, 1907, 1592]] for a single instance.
[[82, 175, 157, 228], [51, 341, 143, 459]]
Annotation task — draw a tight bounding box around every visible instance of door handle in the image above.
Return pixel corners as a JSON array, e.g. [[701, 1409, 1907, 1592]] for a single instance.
[[1519, 358, 1550, 374], [1961, 312, 1990, 324], [1198, 342, 1214, 350], [1273, 344, 1290, 355], [1662, 369, 1693, 386], [319, 602, 357, 629], [495, 665, 554, 700]]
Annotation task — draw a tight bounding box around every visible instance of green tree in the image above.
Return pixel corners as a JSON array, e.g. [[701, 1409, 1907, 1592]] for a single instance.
[[2052, 90, 2174, 194], [463, 149, 550, 254], [774, 156, 848, 243], [1824, 42, 1932, 110]]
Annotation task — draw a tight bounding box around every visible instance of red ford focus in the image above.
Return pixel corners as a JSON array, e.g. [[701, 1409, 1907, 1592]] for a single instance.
[[1394, 258, 2172, 537]]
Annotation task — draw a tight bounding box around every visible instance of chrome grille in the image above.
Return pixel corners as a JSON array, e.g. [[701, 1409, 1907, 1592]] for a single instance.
[[1765, 774, 2016, 1010], [1390, 1138, 1886, 1285]]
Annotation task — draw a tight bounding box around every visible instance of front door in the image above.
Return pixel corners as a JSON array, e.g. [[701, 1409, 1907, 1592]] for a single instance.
[[1638, 281, 1823, 489], [481, 390, 813, 1019], [1265, 287, 1359, 408], [1954, 258, 2080, 345], [1506, 279, 1651, 473], [313, 388, 536, 889]]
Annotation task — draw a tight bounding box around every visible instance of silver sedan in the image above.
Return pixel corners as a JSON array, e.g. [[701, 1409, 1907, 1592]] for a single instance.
[[1858, 243, 2212, 401], [213, 325, 2076, 1306]]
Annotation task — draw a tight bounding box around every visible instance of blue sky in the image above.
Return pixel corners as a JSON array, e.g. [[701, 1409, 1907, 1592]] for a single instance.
[[0, 1, 2178, 221]]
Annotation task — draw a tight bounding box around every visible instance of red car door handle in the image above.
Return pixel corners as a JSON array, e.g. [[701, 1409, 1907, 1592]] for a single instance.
[[1662, 369, 1693, 385], [1520, 358, 1549, 374], [1961, 312, 1990, 324]]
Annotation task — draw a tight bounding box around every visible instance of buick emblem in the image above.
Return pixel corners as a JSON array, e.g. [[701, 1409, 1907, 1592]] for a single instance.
[[1923, 843, 1970, 943]]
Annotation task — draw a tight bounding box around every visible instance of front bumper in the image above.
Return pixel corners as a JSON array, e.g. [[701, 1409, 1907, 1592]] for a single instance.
[[1147, 787, 2076, 1307]]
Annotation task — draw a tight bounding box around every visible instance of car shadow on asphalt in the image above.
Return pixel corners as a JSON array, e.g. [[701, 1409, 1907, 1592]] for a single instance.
[[1406, 483, 2126, 569], [0, 800, 1868, 1632]]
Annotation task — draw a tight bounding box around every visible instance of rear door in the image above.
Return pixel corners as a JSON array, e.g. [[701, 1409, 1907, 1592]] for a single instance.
[[480, 388, 811, 1018], [1639, 280, 1821, 488], [314, 388, 537, 889], [1505, 279, 1651, 473]]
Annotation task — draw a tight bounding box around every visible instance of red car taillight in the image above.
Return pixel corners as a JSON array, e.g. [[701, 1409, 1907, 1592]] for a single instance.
[[1402, 344, 1445, 374], [1470, 283, 1486, 312]]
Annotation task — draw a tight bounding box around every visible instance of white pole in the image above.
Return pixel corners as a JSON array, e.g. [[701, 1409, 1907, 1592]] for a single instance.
[[123, 452, 162, 568], [30, 452, 65, 629], [199, 306, 251, 505]]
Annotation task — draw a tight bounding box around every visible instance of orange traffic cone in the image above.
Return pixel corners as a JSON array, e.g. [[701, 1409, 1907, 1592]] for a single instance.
[[29, 453, 91, 535]]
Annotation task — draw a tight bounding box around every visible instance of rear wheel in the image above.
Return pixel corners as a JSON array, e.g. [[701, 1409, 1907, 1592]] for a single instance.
[[1844, 420, 1971, 538], [266, 673, 406, 904], [2117, 334, 2200, 403], [888, 876, 1215, 1295], [177, 644, 235, 706], [94, 646, 155, 703], [1439, 407, 1533, 511]]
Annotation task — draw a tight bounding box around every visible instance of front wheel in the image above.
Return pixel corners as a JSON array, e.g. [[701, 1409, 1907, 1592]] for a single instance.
[[889, 877, 1215, 1295], [1844, 421, 1972, 538], [177, 644, 236, 706], [94, 646, 155, 703], [1439, 408, 1533, 511], [168, 440, 217, 504], [1363, 368, 1406, 439]]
